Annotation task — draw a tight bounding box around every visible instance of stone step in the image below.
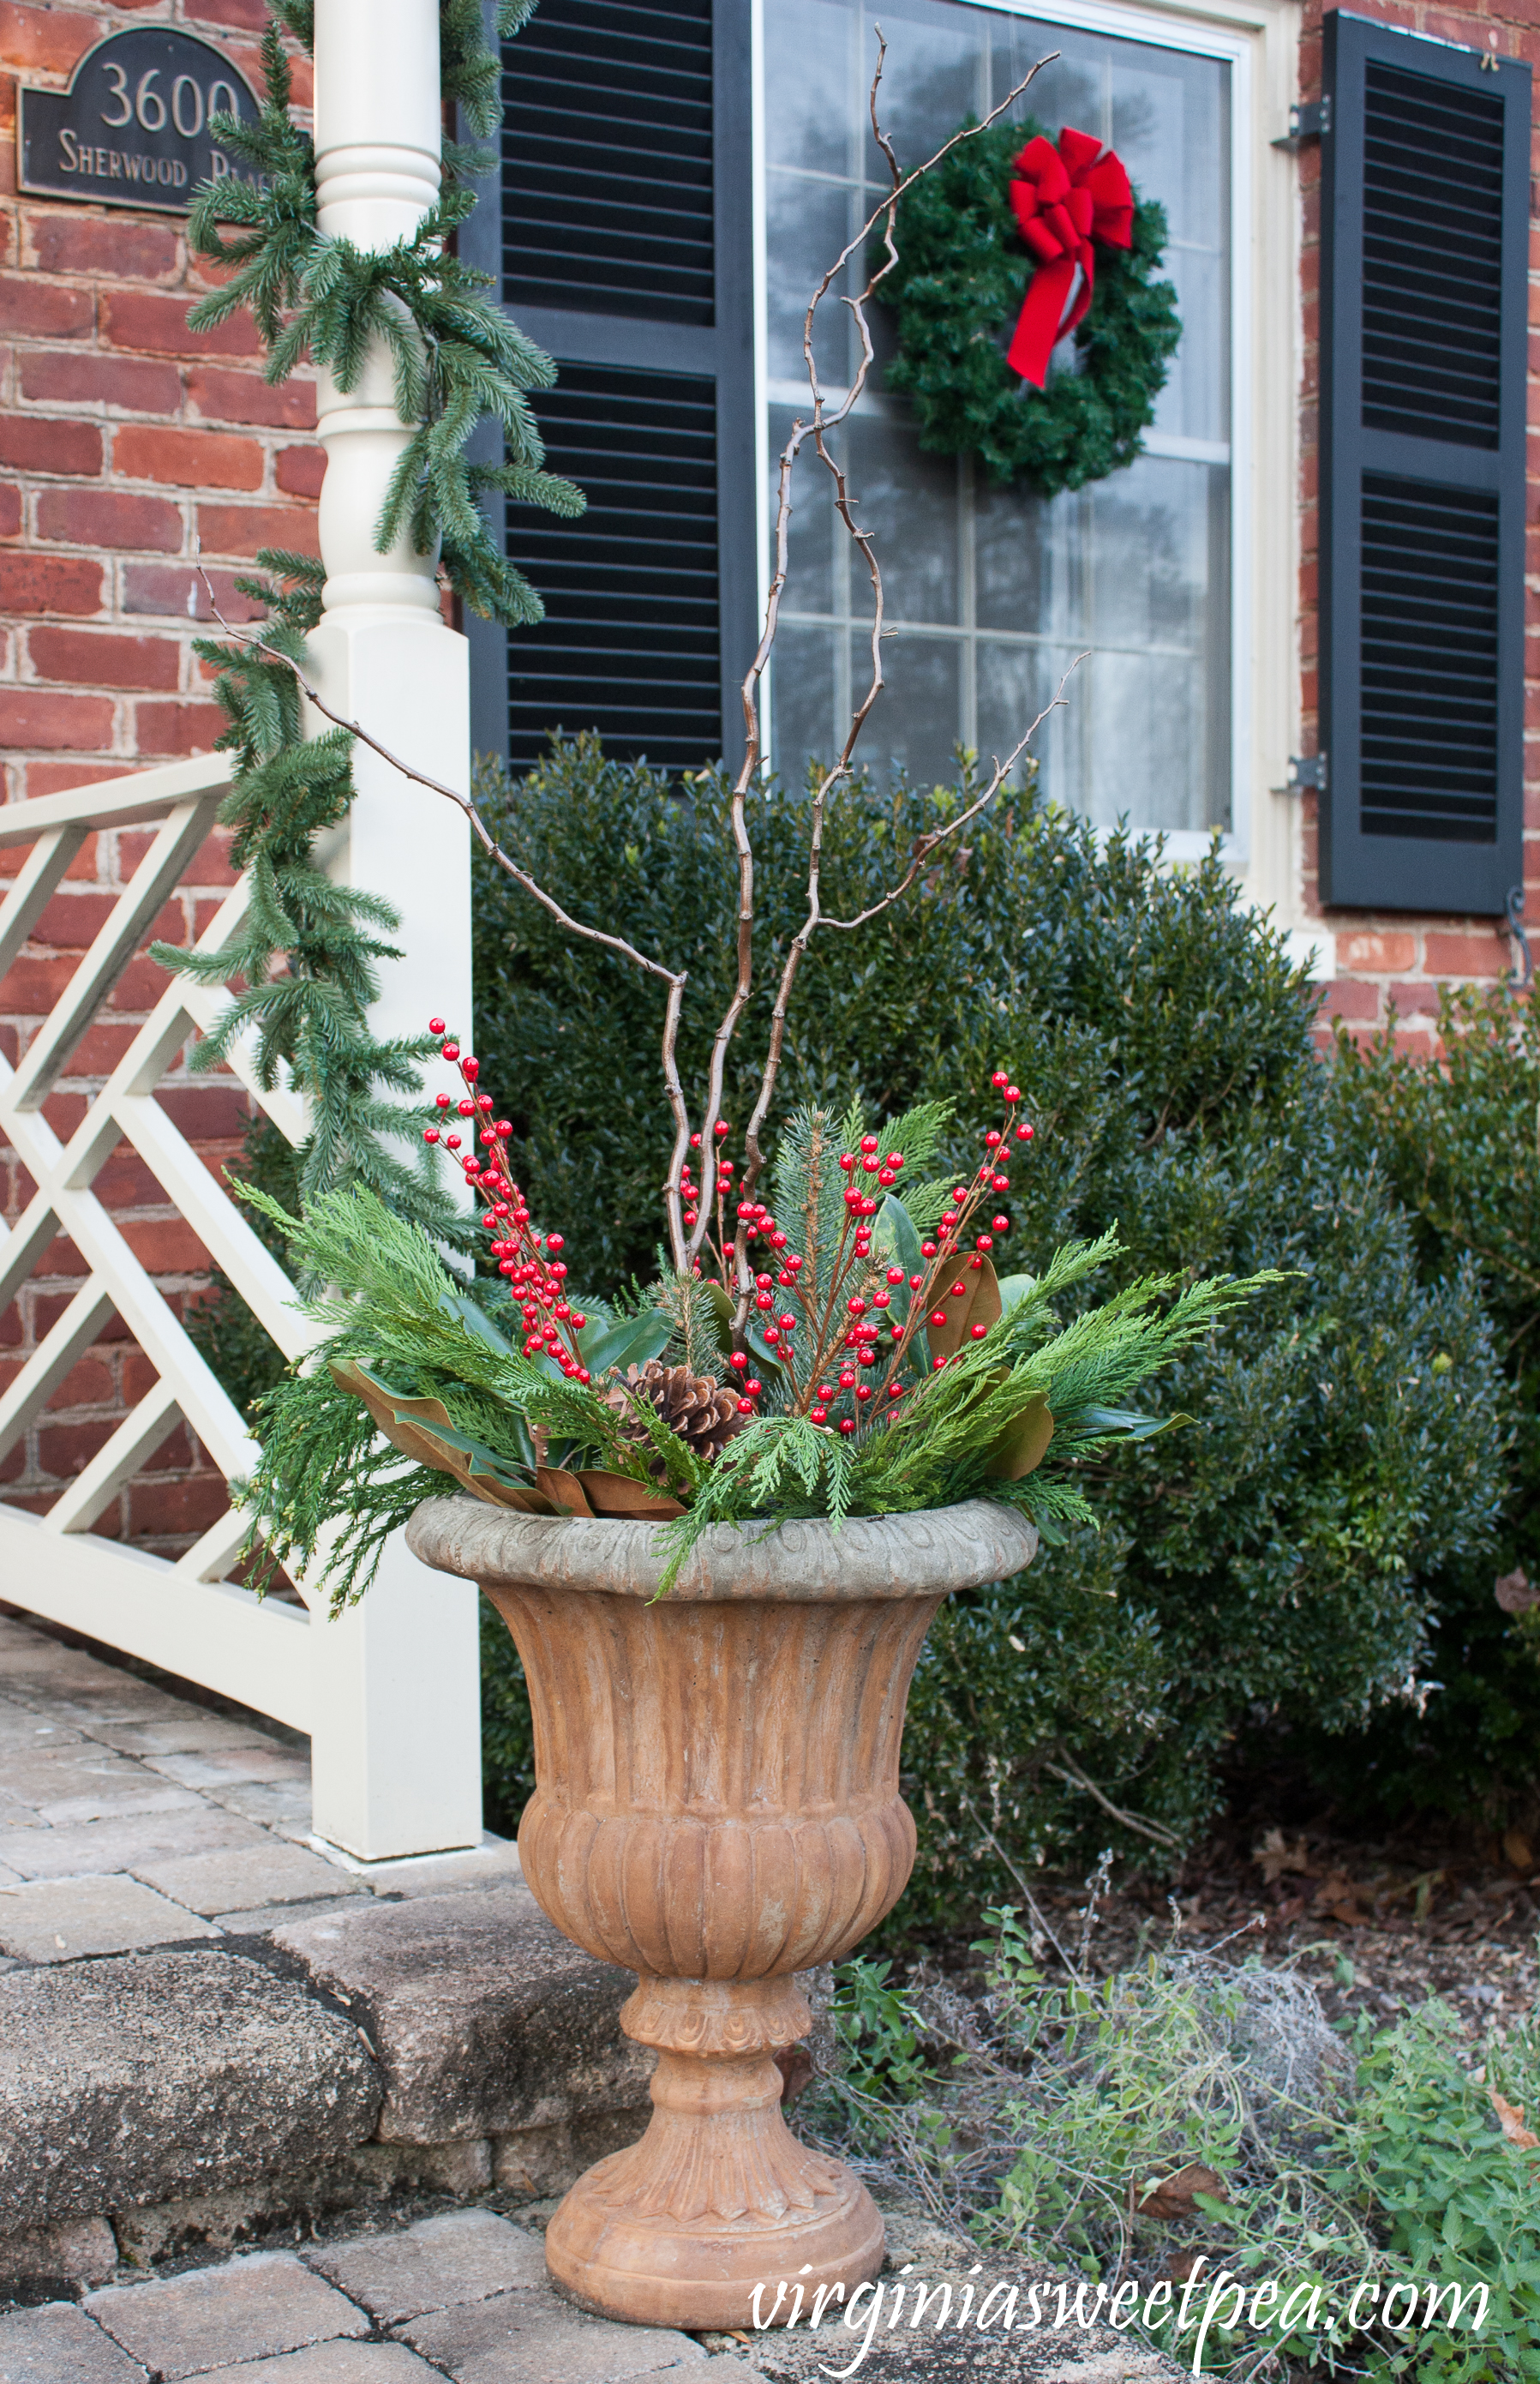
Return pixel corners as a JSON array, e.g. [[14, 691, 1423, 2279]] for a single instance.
[[0, 1879, 654, 2283]]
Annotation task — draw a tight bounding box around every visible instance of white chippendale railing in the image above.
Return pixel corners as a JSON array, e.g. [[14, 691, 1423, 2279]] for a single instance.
[[0, 754, 484, 1862]]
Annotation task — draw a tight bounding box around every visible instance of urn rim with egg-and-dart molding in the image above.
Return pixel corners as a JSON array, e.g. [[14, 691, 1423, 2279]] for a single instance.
[[404, 1494, 1038, 2331]]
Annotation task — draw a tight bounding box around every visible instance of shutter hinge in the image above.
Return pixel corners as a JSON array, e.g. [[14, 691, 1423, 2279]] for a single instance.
[[1272, 98, 1329, 153], [1507, 887, 1533, 988], [1281, 753, 1327, 793]]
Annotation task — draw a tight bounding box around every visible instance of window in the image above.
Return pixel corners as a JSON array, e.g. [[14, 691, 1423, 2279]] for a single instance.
[[763, 0, 1235, 837]]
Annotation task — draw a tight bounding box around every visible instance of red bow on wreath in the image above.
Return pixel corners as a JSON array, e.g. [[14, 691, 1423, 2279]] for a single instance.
[[1006, 126, 1134, 389]]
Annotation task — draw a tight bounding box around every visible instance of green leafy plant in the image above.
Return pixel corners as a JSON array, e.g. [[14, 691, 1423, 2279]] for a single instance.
[[1296, 983, 1540, 1829], [802, 1910, 1540, 2377], [467, 743, 1510, 1883], [233, 1068, 1272, 1604]]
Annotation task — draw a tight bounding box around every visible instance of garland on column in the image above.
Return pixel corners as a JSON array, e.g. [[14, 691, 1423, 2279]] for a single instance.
[[152, 2, 582, 1241]]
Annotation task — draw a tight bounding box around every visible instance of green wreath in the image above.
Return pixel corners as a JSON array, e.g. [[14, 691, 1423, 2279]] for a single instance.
[[881, 119, 1182, 496]]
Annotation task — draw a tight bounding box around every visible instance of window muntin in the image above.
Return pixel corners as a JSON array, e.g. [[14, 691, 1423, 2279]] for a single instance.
[[763, 0, 1233, 833]]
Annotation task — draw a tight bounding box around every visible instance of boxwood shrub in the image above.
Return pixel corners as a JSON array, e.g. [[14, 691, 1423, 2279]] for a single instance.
[[470, 743, 1515, 1912]]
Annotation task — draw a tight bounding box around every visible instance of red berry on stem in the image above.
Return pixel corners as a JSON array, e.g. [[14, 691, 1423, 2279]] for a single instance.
[[1017, 1122, 1034, 1141], [1005, 1084, 1021, 1102], [446, 1133, 461, 1150], [977, 1234, 993, 1251], [991, 1069, 1009, 1089], [886, 1266, 905, 1285], [441, 1042, 459, 1060], [992, 1214, 1010, 1232], [423, 1127, 440, 1144], [715, 1120, 729, 1138], [838, 1368, 857, 1390], [428, 1016, 446, 1035], [463, 1057, 480, 1081], [728, 1352, 749, 1372], [435, 1092, 452, 1110], [839, 1418, 856, 1436], [847, 1297, 866, 1317], [921, 1241, 938, 1260], [986, 1130, 1002, 1148], [838, 1154, 855, 1173], [860, 1134, 878, 1153], [810, 1406, 829, 1425], [744, 1378, 763, 1397], [992, 1174, 1010, 1192], [458, 1098, 475, 1116], [970, 1322, 988, 1340], [933, 1354, 948, 1371], [546, 1234, 565, 1252], [755, 1291, 774, 1311], [929, 1310, 947, 1327], [854, 1384, 872, 1402]]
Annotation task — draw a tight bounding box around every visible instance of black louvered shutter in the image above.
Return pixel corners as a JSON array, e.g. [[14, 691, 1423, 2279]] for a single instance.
[[1320, 13, 1530, 912], [459, 0, 754, 773]]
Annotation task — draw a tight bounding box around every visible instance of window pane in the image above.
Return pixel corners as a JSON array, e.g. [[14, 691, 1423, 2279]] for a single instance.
[[764, 0, 1232, 834]]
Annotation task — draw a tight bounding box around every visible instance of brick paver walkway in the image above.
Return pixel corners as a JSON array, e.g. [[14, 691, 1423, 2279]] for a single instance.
[[0, 1606, 518, 1964], [0, 2207, 745, 2383]]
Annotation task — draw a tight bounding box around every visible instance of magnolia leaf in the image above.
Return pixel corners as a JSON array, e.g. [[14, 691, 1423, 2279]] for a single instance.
[[577, 1468, 686, 1521], [986, 1390, 1055, 1480], [926, 1251, 1003, 1364], [996, 1272, 1039, 1316], [580, 1309, 673, 1379], [437, 1287, 516, 1357], [331, 1360, 550, 1511], [876, 1191, 924, 1280], [536, 1466, 595, 1516], [1076, 1403, 1183, 1443]]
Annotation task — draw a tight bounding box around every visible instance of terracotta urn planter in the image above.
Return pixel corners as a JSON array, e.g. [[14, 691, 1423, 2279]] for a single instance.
[[404, 1493, 1037, 2331]]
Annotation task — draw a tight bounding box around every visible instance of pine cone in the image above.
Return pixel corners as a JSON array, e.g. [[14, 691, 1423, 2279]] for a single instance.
[[602, 1360, 746, 1479]]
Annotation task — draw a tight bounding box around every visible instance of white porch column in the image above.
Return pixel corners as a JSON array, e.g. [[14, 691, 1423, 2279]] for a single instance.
[[303, 0, 482, 1860]]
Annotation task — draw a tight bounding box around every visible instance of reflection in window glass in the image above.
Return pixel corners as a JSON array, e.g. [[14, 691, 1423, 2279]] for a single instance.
[[764, 0, 1231, 834]]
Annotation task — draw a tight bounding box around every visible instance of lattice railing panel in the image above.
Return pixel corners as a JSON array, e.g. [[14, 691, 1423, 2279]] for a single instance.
[[0, 758, 319, 1730]]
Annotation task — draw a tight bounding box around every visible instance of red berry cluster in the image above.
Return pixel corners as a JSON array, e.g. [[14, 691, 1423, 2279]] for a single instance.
[[421, 1020, 591, 1384], [800, 1075, 1036, 1438], [668, 1121, 801, 1415]]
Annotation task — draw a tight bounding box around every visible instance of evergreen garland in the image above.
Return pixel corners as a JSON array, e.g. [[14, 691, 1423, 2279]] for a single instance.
[[881, 119, 1182, 497], [151, 3, 581, 1244]]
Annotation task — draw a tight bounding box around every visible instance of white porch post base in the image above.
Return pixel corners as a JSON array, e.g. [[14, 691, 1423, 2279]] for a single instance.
[[309, 1529, 482, 1862], [303, 0, 483, 1861]]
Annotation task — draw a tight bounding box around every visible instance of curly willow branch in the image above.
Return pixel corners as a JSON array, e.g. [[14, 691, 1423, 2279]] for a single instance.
[[213, 28, 1068, 1294]]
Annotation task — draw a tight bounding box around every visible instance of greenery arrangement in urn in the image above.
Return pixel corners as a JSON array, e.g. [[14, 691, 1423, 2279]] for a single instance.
[[230, 39, 1272, 1605]]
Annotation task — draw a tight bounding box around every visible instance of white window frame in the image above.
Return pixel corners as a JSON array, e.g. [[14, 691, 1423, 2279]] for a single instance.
[[750, 0, 1300, 904]]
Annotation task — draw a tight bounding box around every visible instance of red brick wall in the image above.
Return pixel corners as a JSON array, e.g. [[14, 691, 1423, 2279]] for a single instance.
[[1, 1, 319, 1553], [1298, 0, 1540, 1052]]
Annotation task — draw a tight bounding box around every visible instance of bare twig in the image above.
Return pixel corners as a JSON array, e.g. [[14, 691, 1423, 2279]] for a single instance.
[[195, 560, 696, 1267], [706, 39, 1058, 1304], [1044, 1748, 1182, 1851], [204, 37, 1070, 1308], [958, 1791, 1086, 1984]]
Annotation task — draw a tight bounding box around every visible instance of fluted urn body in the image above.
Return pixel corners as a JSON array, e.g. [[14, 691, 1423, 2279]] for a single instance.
[[405, 1496, 1037, 2330]]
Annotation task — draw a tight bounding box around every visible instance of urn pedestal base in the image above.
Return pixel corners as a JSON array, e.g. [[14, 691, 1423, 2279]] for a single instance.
[[545, 1977, 884, 2331], [403, 1499, 1040, 2335]]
